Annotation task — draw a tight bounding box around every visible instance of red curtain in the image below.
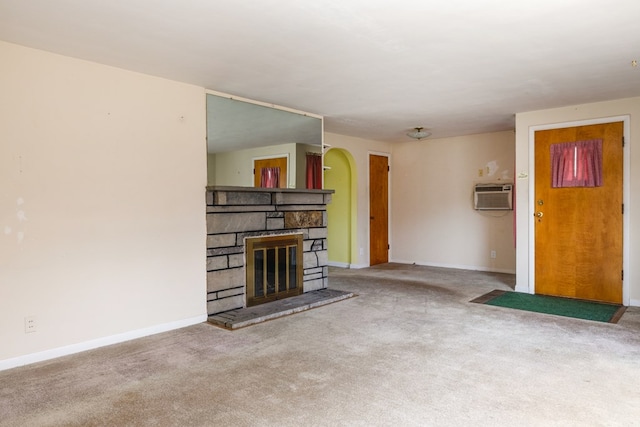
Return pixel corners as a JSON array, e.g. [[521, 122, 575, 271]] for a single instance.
[[260, 167, 280, 188], [551, 139, 602, 188], [306, 153, 322, 189]]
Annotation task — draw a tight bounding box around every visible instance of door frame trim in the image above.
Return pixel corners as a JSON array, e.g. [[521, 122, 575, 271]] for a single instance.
[[527, 116, 630, 305]]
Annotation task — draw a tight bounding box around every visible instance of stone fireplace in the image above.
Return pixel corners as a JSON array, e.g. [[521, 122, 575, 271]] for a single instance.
[[206, 186, 333, 316]]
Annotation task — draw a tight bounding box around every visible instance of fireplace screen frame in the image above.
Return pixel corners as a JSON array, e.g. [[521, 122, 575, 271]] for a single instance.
[[245, 233, 303, 307]]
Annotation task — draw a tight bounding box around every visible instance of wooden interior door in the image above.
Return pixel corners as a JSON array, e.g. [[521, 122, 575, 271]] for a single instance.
[[534, 122, 623, 303], [254, 157, 288, 188], [369, 154, 389, 266]]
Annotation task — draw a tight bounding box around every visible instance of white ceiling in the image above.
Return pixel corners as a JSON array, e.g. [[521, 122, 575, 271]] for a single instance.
[[1, 0, 639, 142]]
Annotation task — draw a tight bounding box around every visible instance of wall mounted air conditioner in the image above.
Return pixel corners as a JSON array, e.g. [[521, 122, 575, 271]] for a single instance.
[[474, 183, 513, 210]]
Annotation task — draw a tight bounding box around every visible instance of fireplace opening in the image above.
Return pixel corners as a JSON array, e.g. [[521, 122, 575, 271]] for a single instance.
[[245, 234, 303, 307]]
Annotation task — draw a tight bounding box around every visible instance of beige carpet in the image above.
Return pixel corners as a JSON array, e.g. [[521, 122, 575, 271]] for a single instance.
[[1, 263, 640, 426]]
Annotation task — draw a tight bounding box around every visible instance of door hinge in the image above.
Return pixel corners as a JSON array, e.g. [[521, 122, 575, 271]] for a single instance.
[[622, 203, 625, 214], [622, 270, 624, 281], [388, 244, 390, 250], [253, 168, 255, 175], [622, 136, 625, 147], [387, 165, 390, 172]]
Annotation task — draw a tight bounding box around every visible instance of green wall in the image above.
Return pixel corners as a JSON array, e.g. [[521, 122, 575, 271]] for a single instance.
[[324, 149, 353, 265]]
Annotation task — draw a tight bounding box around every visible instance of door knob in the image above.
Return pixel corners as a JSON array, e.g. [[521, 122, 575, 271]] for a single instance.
[[534, 211, 544, 218]]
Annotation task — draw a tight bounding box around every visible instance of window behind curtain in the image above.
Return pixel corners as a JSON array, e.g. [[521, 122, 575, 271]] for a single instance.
[[260, 167, 280, 188], [550, 139, 602, 188]]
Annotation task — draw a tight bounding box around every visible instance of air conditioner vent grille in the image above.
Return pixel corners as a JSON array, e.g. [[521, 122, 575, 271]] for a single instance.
[[474, 183, 513, 210], [475, 185, 506, 192]]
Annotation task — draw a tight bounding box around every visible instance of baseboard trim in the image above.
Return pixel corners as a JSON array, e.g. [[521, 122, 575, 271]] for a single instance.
[[629, 299, 640, 307], [327, 261, 350, 268], [514, 284, 532, 294], [348, 263, 369, 269], [390, 259, 516, 275], [0, 314, 207, 372]]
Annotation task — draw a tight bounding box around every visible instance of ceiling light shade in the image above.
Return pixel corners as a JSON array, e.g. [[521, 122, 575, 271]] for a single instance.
[[407, 127, 431, 140]]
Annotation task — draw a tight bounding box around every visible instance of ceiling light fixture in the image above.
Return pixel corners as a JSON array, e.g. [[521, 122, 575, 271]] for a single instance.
[[407, 127, 431, 140]]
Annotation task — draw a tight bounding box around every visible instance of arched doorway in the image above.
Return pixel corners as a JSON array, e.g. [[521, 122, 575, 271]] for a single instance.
[[324, 148, 357, 267]]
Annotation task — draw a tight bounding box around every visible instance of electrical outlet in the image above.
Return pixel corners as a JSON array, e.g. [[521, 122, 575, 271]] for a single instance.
[[490, 250, 497, 259], [25, 316, 37, 333], [478, 169, 484, 177]]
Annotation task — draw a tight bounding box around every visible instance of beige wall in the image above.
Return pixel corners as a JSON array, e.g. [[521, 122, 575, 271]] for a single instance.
[[515, 97, 640, 305], [325, 131, 516, 272], [0, 41, 207, 368], [392, 131, 516, 272]]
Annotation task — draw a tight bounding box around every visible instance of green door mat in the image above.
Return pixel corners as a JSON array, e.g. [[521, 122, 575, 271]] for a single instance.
[[471, 290, 626, 323]]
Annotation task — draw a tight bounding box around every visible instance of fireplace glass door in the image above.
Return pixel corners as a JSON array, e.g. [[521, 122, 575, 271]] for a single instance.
[[246, 234, 303, 307]]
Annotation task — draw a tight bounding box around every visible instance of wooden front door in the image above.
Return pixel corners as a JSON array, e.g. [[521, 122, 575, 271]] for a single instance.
[[534, 122, 623, 303], [369, 154, 389, 266], [254, 157, 288, 188]]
